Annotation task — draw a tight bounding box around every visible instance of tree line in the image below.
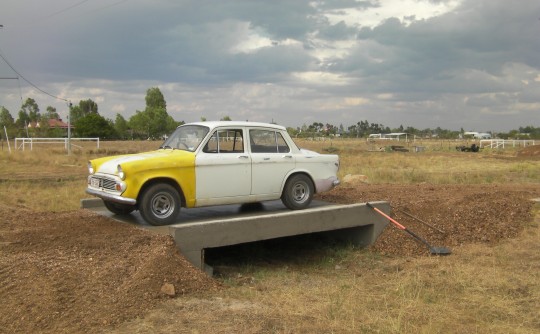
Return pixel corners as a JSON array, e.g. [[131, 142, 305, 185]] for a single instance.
[[0, 87, 181, 140], [1, 87, 539, 140], [288, 122, 540, 140]]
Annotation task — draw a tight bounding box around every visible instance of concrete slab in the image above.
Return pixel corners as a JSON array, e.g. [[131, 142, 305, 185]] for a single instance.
[[81, 198, 390, 275], [81, 198, 332, 234]]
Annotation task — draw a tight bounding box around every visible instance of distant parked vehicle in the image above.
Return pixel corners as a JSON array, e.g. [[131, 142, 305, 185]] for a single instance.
[[87, 121, 340, 225], [456, 144, 480, 152]]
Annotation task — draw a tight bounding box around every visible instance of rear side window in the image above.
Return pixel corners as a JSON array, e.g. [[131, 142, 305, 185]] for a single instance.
[[203, 129, 244, 153], [250, 129, 290, 153]]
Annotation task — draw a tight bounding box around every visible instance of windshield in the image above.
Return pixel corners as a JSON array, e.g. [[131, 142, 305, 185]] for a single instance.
[[160, 125, 210, 152]]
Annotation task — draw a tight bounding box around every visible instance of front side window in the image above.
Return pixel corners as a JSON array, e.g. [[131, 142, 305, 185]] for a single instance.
[[203, 129, 244, 153], [250, 129, 290, 153]]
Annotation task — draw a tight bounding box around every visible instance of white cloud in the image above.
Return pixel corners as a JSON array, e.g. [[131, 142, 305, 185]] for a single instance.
[[1, 0, 540, 131], [323, 0, 463, 28]]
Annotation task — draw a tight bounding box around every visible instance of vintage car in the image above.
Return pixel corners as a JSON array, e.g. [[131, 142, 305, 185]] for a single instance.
[[87, 121, 340, 226]]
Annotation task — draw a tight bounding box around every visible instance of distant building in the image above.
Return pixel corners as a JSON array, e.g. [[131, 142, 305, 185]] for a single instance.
[[464, 131, 491, 139], [368, 133, 408, 141], [27, 118, 73, 130]]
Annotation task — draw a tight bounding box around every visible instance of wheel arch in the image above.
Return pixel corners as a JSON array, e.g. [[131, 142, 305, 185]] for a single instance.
[[282, 170, 316, 194], [137, 177, 186, 208]]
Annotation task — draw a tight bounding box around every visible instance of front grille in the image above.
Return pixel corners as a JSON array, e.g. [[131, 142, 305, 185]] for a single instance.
[[90, 176, 117, 191]]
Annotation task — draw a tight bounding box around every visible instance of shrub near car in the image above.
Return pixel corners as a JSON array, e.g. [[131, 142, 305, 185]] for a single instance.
[[87, 121, 340, 226]]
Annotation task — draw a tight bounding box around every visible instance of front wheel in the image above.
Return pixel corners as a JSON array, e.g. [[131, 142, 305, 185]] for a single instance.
[[103, 201, 135, 215], [139, 183, 181, 226], [281, 174, 314, 210]]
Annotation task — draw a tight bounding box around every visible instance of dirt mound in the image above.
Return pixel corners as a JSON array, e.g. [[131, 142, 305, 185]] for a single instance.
[[517, 144, 540, 158], [1, 183, 539, 333], [0, 205, 219, 334], [318, 183, 540, 256]]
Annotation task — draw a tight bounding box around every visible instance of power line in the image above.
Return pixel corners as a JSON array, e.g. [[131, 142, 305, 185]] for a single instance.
[[3, 0, 131, 28], [39, 0, 91, 21], [0, 47, 69, 102]]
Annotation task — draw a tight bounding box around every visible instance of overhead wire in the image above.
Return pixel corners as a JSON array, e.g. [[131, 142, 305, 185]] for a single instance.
[[0, 0, 133, 104], [0, 47, 68, 102], [39, 0, 91, 21], [4, 0, 132, 28]]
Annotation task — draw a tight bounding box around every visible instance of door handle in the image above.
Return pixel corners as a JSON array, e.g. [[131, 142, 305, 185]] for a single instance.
[[282, 155, 293, 159], [238, 155, 249, 159]]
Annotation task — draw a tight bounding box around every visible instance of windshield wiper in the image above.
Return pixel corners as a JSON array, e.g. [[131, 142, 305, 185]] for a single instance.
[[159, 145, 174, 150]]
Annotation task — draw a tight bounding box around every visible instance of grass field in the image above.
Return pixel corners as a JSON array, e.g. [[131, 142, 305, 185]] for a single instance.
[[1, 138, 539, 333], [1, 138, 537, 212]]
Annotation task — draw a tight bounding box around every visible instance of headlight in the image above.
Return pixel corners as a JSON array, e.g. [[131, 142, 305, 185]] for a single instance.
[[117, 165, 125, 180], [88, 162, 94, 174]]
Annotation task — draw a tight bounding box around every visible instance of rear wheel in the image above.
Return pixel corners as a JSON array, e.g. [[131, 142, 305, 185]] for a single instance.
[[281, 174, 314, 210], [139, 183, 181, 226], [103, 201, 135, 215]]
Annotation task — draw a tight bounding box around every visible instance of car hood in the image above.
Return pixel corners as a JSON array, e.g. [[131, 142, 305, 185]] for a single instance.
[[93, 149, 194, 175]]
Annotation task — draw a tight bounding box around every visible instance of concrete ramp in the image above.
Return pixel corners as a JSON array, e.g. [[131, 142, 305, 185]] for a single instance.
[[81, 199, 390, 275]]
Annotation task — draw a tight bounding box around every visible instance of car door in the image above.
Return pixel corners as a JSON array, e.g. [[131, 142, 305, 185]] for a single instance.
[[249, 128, 295, 195], [195, 128, 251, 202]]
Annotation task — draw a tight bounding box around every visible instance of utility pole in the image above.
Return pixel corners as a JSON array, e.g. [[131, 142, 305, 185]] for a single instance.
[[67, 102, 72, 155]]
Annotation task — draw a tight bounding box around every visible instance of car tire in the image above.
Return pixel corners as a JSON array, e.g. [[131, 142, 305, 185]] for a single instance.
[[281, 174, 314, 210], [103, 201, 135, 215], [139, 183, 181, 226]]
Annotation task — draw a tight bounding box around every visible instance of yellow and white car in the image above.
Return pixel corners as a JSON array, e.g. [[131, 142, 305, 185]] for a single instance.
[[87, 121, 340, 225]]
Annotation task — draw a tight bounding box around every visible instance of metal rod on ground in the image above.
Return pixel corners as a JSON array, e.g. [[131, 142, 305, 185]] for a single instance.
[[395, 208, 446, 234], [3, 126, 11, 154], [366, 202, 451, 256]]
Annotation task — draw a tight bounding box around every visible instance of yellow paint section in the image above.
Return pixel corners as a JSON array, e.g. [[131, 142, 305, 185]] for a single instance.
[[91, 150, 197, 207]]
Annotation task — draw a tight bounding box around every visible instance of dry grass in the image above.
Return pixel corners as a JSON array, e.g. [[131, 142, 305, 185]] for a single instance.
[[0, 138, 537, 219], [297, 138, 540, 184], [112, 209, 540, 333], [0, 140, 161, 211], [1, 139, 540, 333], [244, 200, 539, 333]]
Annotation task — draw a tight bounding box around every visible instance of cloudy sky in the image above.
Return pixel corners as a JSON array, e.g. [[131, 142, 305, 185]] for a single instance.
[[1, 0, 539, 132]]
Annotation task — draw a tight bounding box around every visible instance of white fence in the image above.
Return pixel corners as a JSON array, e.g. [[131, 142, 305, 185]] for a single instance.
[[479, 139, 536, 149], [15, 137, 100, 151]]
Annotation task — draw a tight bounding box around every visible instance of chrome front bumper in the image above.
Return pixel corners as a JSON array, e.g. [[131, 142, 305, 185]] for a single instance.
[[86, 188, 137, 206]]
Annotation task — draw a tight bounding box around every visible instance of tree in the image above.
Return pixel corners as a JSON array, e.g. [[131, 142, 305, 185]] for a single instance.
[[114, 114, 130, 139], [74, 113, 115, 138], [0, 106, 17, 139], [519, 126, 540, 139], [129, 87, 179, 139], [16, 109, 30, 131], [21, 98, 40, 123], [71, 99, 98, 124], [80, 99, 98, 114], [0, 106, 15, 128], [145, 87, 166, 110], [45, 106, 60, 120]]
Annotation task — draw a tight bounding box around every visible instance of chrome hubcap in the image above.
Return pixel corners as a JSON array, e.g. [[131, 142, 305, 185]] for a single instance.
[[292, 182, 309, 203], [151, 193, 175, 218]]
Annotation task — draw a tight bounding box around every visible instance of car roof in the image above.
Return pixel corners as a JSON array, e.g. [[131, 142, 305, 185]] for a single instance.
[[182, 121, 286, 131]]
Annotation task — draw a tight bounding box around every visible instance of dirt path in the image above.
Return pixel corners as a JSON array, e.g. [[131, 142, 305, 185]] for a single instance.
[[1, 183, 539, 333]]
